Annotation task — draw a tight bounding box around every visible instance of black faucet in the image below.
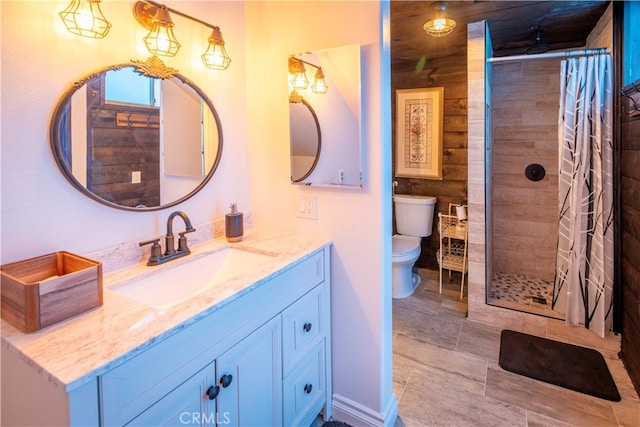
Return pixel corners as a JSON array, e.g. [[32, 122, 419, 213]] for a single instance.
[[139, 211, 196, 266]]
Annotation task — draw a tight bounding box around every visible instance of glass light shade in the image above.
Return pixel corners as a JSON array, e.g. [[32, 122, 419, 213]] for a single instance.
[[423, 17, 456, 36], [290, 72, 309, 90], [287, 59, 307, 90], [311, 69, 328, 94], [59, 0, 112, 39], [201, 28, 231, 70], [143, 6, 180, 57]]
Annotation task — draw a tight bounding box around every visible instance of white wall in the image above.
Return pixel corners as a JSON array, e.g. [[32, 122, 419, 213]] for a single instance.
[[0, 1, 249, 262], [1, 0, 394, 425], [244, 1, 394, 425]]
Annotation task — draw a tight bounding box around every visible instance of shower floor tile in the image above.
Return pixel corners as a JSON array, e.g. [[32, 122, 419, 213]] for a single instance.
[[488, 272, 564, 320]]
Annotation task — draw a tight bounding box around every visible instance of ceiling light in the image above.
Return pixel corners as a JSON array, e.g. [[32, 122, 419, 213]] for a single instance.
[[59, 0, 112, 39], [423, 1, 456, 37]]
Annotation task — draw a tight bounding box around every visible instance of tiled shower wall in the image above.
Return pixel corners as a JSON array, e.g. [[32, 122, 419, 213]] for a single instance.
[[467, 20, 584, 333], [491, 58, 559, 281]]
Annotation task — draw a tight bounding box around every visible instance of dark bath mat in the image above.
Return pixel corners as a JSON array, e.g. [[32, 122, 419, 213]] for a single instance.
[[322, 422, 353, 427], [499, 329, 620, 402]]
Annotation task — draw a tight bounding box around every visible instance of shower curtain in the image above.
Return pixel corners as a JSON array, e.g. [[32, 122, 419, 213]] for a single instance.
[[552, 54, 614, 338]]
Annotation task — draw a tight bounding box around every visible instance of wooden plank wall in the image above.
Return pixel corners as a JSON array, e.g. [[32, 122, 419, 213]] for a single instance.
[[392, 54, 468, 270], [620, 111, 640, 392], [88, 107, 160, 208], [491, 58, 559, 281]]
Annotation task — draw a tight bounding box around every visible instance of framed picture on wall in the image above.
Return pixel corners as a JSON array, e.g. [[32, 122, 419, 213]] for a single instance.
[[395, 87, 444, 180]]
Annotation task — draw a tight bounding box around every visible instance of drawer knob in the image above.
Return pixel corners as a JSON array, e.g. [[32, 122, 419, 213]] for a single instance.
[[220, 374, 233, 388], [206, 385, 220, 400], [303, 322, 312, 332], [304, 383, 313, 394]]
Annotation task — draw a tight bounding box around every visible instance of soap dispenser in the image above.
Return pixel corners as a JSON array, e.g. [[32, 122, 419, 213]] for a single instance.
[[225, 203, 244, 242]]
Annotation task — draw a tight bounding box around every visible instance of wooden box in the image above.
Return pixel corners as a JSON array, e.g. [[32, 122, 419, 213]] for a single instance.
[[1, 251, 103, 333]]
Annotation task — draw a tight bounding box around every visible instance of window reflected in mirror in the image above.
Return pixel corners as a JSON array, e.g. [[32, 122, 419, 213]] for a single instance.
[[105, 68, 160, 107]]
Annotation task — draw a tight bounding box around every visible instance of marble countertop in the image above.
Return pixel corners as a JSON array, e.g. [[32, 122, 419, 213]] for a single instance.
[[0, 228, 331, 392]]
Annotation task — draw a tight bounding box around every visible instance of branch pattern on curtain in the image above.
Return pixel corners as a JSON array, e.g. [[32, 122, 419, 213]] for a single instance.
[[553, 54, 614, 338]]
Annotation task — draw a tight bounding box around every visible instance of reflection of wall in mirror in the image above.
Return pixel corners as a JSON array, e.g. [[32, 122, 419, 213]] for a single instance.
[[162, 80, 202, 177], [70, 87, 88, 186], [160, 80, 218, 205], [312, 78, 358, 184]]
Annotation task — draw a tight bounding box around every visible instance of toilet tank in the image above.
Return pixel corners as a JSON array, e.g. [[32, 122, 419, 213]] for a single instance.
[[393, 195, 437, 237]]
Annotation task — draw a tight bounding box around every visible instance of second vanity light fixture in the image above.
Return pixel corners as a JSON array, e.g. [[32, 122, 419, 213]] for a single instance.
[[133, 0, 231, 70], [59, 0, 231, 70], [288, 56, 328, 102]]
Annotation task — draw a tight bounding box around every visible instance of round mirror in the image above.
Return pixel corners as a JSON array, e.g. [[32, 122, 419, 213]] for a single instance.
[[289, 99, 321, 182], [50, 62, 223, 211]]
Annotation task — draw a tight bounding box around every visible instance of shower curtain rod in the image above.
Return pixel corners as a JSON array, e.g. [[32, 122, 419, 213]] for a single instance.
[[487, 48, 610, 63]]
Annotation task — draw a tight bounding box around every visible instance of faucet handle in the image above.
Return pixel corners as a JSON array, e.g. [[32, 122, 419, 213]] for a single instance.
[[177, 229, 195, 253], [139, 238, 162, 264]]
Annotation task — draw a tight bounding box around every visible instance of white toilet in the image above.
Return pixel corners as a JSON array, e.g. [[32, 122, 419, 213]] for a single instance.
[[392, 194, 437, 298]]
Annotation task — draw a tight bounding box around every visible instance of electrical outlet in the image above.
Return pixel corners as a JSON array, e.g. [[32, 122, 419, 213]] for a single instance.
[[132, 171, 141, 184], [339, 169, 344, 184], [297, 194, 317, 219]]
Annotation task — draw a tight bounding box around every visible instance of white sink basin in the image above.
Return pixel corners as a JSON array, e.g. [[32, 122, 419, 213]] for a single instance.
[[109, 247, 276, 310]]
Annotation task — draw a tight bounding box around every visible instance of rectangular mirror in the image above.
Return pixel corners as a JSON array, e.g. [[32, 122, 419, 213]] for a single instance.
[[288, 44, 363, 188]]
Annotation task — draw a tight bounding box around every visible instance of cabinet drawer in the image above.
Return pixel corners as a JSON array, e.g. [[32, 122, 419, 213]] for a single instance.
[[283, 341, 326, 427], [282, 285, 324, 374]]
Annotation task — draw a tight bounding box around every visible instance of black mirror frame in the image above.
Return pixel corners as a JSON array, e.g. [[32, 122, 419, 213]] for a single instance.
[[290, 98, 322, 183], [49, 61, 223, 212]]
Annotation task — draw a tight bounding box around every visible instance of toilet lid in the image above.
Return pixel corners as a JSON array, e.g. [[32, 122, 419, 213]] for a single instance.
[[392, 235, 420, 257]]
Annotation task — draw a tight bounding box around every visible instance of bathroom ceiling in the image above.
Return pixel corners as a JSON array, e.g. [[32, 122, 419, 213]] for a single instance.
[[391, 0, 610, 72]]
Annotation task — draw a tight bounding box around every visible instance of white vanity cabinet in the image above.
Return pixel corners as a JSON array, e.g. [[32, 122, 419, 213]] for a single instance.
[[101, 247, 331, 426], [1, 244, 331, 427]]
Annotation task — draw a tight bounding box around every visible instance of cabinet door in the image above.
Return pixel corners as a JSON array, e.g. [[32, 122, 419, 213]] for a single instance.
[[216, 317, 282, 427], [126, 363, 217, 427]]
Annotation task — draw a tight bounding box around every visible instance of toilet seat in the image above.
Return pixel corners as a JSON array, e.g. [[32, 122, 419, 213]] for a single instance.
[[392, 235, 421, 261]]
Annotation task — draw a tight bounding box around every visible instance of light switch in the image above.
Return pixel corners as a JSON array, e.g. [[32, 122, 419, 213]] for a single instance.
[[132, 171, 141, 184]]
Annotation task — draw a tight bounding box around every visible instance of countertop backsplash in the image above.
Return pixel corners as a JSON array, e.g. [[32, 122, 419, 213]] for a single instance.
[[87, 213, 252, 274]]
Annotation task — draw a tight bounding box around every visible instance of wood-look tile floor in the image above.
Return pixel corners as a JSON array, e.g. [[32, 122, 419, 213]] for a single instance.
[[392, 268, 640, 427]]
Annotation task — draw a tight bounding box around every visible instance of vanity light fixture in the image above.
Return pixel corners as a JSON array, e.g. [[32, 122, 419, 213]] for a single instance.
[[59, 0, 112, 39], [288, 56, 328, 100], [423, 1, 456, 37], [133, 0, 231, 69]]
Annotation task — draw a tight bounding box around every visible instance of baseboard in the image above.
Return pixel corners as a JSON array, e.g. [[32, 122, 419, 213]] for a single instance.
[[331, 393, 398, 426]]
